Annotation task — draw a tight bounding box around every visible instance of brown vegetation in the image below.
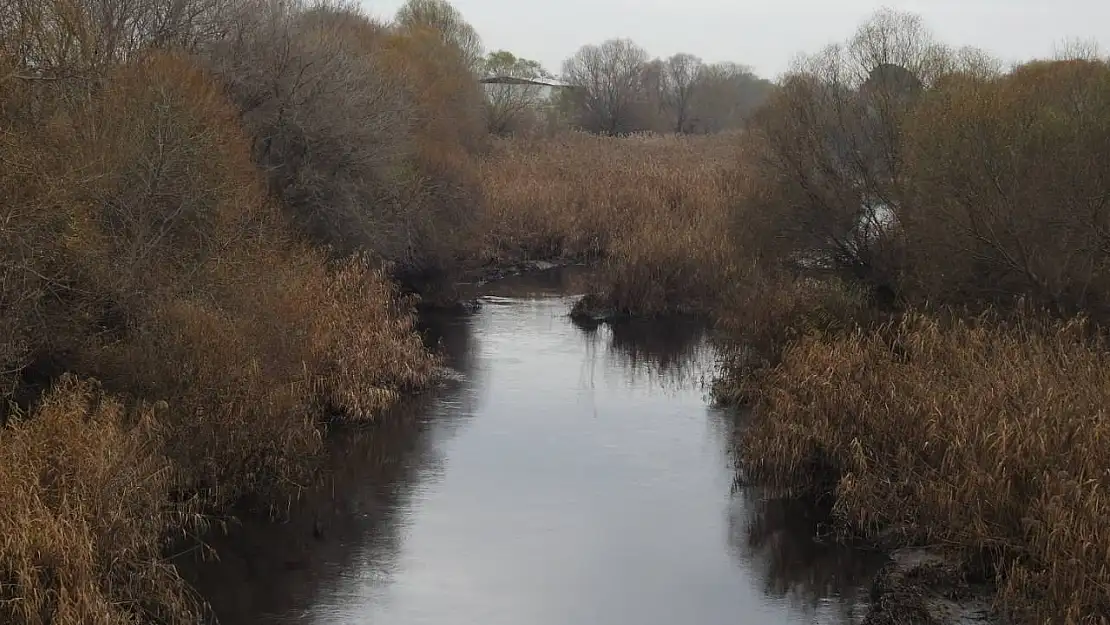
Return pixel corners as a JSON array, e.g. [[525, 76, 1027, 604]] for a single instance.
[[479, 131, 749, 317], [711, 9, 1110, 624], [205, 0, 486, 292], [0, 0, 480, 621], [738, 313, 1110, 623], [0, 377, 195, 625]]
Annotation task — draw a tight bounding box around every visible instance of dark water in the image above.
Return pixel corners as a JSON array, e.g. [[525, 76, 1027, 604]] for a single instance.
[[177, 269, 884, 625]]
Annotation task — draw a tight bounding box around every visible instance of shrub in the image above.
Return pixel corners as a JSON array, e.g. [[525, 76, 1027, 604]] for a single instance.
[[204, 0, 485, 292], [900, 58, 1110, 316]]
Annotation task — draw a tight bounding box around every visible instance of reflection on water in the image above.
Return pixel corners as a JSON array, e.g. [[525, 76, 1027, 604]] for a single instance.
[[177, 269, 881, 625], [730, 489, 886, 623]]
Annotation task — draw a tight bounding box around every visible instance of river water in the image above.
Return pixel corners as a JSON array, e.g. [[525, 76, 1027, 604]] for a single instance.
[[178, 268, 884, 625]]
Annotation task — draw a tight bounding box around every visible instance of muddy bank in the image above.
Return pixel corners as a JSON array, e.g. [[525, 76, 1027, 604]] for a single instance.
[[865, 549, 1003, 625]]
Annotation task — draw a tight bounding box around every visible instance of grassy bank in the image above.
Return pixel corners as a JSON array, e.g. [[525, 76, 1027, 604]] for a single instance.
[[0, 1, 478, 622], [733, 311, 1110, 623]]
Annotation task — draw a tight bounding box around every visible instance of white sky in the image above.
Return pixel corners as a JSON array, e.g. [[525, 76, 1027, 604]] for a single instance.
[[360, 0, 1110, 79]]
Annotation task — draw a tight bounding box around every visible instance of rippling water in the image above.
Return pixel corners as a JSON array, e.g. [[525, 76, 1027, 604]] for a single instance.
[[177, 268, 884, 625]]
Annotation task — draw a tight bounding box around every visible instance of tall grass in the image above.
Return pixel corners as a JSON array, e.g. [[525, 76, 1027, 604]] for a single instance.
[[738, 313, 1110, 623], [479, 131, 749, 316], [0, 377, 197, 625]]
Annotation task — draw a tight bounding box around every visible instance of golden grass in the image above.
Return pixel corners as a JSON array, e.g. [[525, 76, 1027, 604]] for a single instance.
[[712, 276, 875, 405], [736, 311, 1110, 624], [0, 376, 196, 625], [478, 131, 749, 316]]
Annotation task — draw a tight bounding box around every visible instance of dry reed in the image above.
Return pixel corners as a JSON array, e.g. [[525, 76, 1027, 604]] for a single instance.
[[479, 131, 749, 316], [738, 312, 1110, 624], [0, 376, 197, 625]]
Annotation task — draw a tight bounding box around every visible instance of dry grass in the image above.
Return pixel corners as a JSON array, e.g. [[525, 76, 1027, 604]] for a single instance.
[[0, 376, 196, 625], [712, 276, 876, 405], [479, 131, 749, 316], [736, 311, 1110, 624]]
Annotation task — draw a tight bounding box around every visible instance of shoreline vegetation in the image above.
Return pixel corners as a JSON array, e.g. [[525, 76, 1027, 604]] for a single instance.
[[2, 0, 1108, 623]]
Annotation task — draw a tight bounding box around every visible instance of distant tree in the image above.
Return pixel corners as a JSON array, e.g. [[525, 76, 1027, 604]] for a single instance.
[[635, 58, 670, 131], [395, 0, 482, 71], [480, 50, 554, 134], [659, 53, 704, 132], [561, 38, 650, 135], [688, 62, 774, 132]]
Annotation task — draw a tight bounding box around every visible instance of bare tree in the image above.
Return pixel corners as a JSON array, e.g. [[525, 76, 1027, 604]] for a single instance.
[[0, 0, 233, 74], [394, 0, 482, 72], [744, 9, 950, 288], [561, 38, 650, 135], [687, 62, 773, 133], [659, 53, 703, 132], [480, 50, 553, 134], [204, 0, 415, 257]]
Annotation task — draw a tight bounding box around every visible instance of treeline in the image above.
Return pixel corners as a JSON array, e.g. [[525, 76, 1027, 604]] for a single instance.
[[478, 40, 776, 136], [736, 10, 1110, 318], [0, 0, 486, 622], [559, 40, 776, 135]]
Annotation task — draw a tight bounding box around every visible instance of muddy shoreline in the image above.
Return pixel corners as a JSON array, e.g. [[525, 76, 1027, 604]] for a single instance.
[[863, 548, 1003, 625]]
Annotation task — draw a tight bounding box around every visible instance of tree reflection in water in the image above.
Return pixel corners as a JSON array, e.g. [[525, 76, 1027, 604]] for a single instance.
[[714, 408, 886, 624]]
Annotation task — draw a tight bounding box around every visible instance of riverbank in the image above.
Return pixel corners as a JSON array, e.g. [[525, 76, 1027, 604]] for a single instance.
[[0, 3, 481, 622], [718, 304, 1110, 624], [477, 16, 1110, 624], [175, 283, 889, 625]]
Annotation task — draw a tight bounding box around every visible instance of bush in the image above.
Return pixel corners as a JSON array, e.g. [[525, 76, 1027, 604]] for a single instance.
[[204, 0, 485, 292], [900, 58, 1110, 316]]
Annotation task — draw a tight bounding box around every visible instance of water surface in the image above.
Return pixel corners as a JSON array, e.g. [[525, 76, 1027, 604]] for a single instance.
[[179, 269, 883, 625]]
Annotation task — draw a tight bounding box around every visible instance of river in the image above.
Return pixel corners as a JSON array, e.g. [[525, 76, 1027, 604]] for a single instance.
[[176, 268, 885, 625]]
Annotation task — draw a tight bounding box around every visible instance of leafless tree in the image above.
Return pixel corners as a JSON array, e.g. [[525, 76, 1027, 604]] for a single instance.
[[659, 53, 703, 132], [203, 0, 414, 257], [744, 9, 950, 288], [0, 0, 233, 75], [561, 38, 650, 135], [480, 50, 553, 134], [394, 0, 482, 72]]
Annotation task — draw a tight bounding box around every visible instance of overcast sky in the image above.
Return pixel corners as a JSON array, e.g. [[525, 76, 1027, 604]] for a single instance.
[[360, 0, 1109, 79]]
